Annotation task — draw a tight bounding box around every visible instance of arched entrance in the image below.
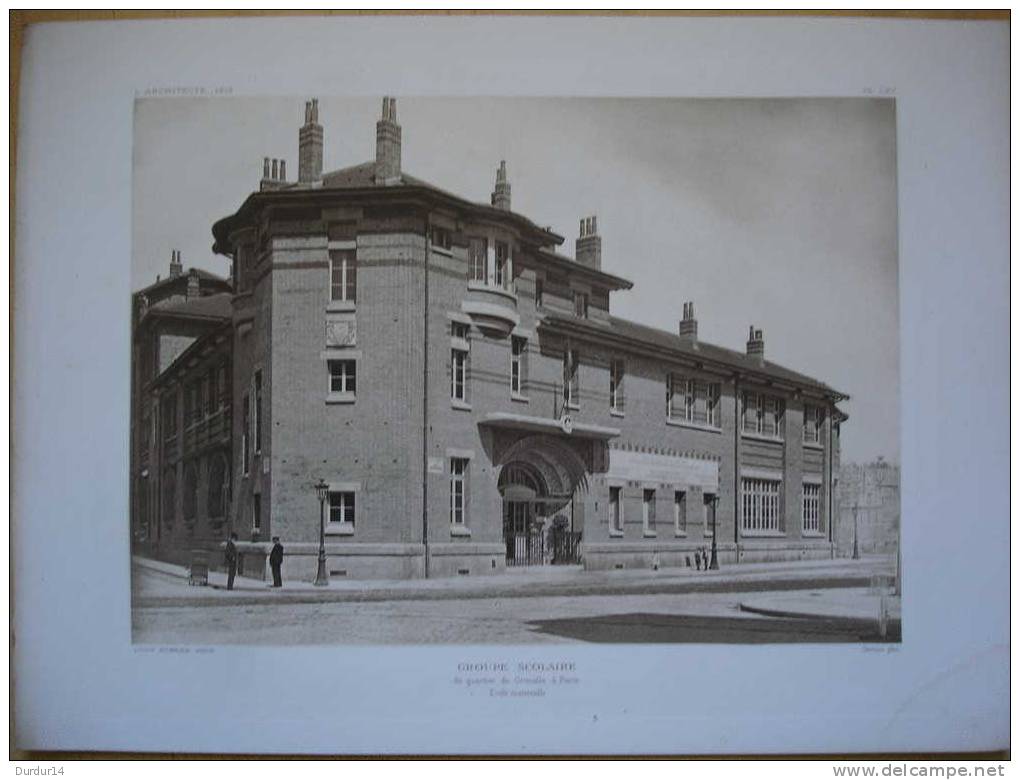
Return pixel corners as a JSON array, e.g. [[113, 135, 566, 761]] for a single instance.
[[497, 438, 588, 566]]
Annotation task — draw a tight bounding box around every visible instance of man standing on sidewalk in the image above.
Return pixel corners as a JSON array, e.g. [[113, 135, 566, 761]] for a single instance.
[[269, 536, 284, 588], [224, 532, 238, 591]]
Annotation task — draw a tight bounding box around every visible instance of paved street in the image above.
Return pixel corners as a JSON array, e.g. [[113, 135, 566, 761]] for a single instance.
[[131, 557, 899, 645]]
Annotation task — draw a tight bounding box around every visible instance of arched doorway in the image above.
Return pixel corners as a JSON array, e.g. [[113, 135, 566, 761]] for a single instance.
[[498, 462, 546, 566]]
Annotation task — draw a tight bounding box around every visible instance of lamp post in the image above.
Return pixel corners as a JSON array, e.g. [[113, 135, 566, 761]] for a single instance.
[[852, 502, 860, 561], [314, 479, 329, 587], [709, 493, 720, 570]]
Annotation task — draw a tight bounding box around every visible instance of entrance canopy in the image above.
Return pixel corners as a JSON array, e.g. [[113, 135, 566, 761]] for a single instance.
[[479, 412, 620, 441]]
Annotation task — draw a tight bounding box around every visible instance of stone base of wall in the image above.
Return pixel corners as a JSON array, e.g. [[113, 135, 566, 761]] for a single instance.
[[583, 538, 833, 571], [428, 543, 506, 578], [735, 539, 834, 564]]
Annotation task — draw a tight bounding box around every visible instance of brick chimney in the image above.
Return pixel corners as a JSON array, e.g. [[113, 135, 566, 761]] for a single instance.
[[746, 325, 765, 361], [679, 301, 698, 345], [260, 157, 288, 191], [187, 267, 200, 299], [298, 98, 323, 184], [575, 215, 601, 269], [375, 96, 402, 184], [491, 160, 511, 211], [169, 249, 182, 279]]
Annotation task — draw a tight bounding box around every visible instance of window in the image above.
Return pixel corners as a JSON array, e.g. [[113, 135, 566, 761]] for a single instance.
[[254, 370, 263, 453], [667, 374, 695, 422], [328, 359, 357, 394], [183, 462, 198, 522], [217, 364, 228, 408], [162, 469, 176, 529], [802, 483, 821, 533], [610, 359, 625, 413], [707, 383, 721, 427], [803, 405, 823, 444], [741, 477, 782, 534], [207, 453, 229, 518], [562, 348, 580, 409], [206, 368, 217, 415], [451, 322, 470, 403], [674, 491, 687, 535], [450, 458, 468, 526], [494, 242, 510, 289], [510, 336, 527, 396], [469, 238, 487, 282], [329, 249, 357, 303], [703, 492, 717, 537], [534, 277, 544, 309], [609, 486, 623, 533], [162, 395, 177, 441], [431, 226, 452, 250], [241, 394, 250, 475], [328, 491, 355, 526], [642, 489, 656, 534], [743, 393, 784, 440], [574, 291, 589, 319], [252, 493, 262, 537]]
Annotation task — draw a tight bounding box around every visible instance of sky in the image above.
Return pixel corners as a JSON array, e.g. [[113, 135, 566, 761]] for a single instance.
[[133, 97, 899, 465]]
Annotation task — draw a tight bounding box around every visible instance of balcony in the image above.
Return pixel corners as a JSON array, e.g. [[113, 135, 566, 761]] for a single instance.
[[182, 406, 233, 454], [462, 282, 519, 336]]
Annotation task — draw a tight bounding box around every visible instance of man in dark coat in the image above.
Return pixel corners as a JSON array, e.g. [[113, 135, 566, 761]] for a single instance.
[[269, 536, 284, 588], [224, 532, 238, 591]]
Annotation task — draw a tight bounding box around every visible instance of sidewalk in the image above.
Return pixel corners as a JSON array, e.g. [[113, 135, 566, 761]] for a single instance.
[[739, 588, 901, 632], [133, 553, 895, 606]]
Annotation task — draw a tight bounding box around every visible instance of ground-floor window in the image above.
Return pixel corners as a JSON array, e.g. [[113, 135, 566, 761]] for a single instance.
[[703, 492, 717, 536], [609, 486, 623, 533], [674, 490, 686, 535], [450, 458, 468, 525], [328, 491, 355, 526], [802, 482, 821, 533], [252, 493, 262, 538], [742, 477, 782, 534], [642, 489, 656, 533]]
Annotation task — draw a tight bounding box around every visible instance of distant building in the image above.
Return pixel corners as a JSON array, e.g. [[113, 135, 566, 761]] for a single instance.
[[131, 97, 850, 581], [836, 458, 900, 556]]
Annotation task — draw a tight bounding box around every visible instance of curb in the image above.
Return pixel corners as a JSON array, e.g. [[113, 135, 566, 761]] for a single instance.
[[738, 601, 902, 631]]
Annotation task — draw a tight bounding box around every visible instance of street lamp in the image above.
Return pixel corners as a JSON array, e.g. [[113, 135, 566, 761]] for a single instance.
[[709, 493, 720, 570], [314, 479, 329, 587], [852, 502, 860, 561]]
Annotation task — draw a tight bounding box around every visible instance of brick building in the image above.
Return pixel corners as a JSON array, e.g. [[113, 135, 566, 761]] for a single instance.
[[836, 458, 900, 557], [132, 97, 849, 581]]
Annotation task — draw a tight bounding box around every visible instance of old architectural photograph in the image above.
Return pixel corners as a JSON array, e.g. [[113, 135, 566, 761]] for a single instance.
[[130, 97, 900, 645]]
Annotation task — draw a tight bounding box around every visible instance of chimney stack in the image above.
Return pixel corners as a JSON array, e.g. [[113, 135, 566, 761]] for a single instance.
[[169, 249, 182, 279], [575, 215, 602, 269], [375, 96, 402, 184], [298, 98, 323, 184], [490, 160, 511, 211], [187, 267, 200, 299], [260, 157, 288, 191], [678, 301, 698, 345], [746, 325, 765, 361]]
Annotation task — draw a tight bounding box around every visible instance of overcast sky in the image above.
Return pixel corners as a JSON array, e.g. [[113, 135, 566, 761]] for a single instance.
[[133, 97, 899, 465]]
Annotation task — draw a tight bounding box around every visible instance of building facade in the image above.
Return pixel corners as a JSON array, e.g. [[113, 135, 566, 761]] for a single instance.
[[836, 458, 900, 557], [132, 98, 849, 581]]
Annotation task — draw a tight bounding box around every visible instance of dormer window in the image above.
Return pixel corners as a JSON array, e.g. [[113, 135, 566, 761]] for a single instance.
[[431, 226, 452, 251]]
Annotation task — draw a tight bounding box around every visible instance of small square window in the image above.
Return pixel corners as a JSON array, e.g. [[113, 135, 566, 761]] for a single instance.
[[328, 360, 357, 394], [328, 491, 355, 525]]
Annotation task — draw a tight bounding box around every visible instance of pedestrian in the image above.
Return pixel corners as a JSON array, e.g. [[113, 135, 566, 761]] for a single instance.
[[269, 536, 284, 588], [694, 549, 702, 571], [224, 532, 238, 591]]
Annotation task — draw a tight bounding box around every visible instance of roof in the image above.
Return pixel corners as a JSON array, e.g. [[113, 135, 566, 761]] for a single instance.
[[143, 291, 233, 322], [134, 268, 229, 298], [542, 312, 848, 400]]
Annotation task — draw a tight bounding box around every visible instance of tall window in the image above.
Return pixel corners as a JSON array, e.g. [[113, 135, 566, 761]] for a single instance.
[[707, 383, 721, 427], [469, 238, 487, 282], [451, 322, 469, 403], [741, 477, 782, 533], [667, 374, 695, 422], [510, 337, 526, 396], [450, 458, 468, 526], [206, 367, 217, 415], [162, 469, 176, 529], [252, 493, 262, 537], [674, 490, 687, 535], [534, 277, 544, 309], [328, 360, 357, 394], [802, 483, 821, 533], [803, 405, 823, 444], [494, 242, 510, 289], [241, 394, 250, 475], [703, 492, 717, 537], [162, 395, 177, 441], [574, 291, 589, 319], [743, 393, 784, 440], [609, 486, 623, 533], [642, 489, 656, 533], [207, 453, 229, 518], [610, 359, 625, 413], [328, 491, 355, 526], [253, 370, 263, 453], [329, 249, 357, 303], [183, 462, 198, 522], [563, 348, 580, 409]]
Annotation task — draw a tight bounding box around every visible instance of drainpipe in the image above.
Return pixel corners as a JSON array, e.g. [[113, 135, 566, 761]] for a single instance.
[[827, 405, 834, 555], [422, 214, 431, 578], [733, 374, 740, 555]]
